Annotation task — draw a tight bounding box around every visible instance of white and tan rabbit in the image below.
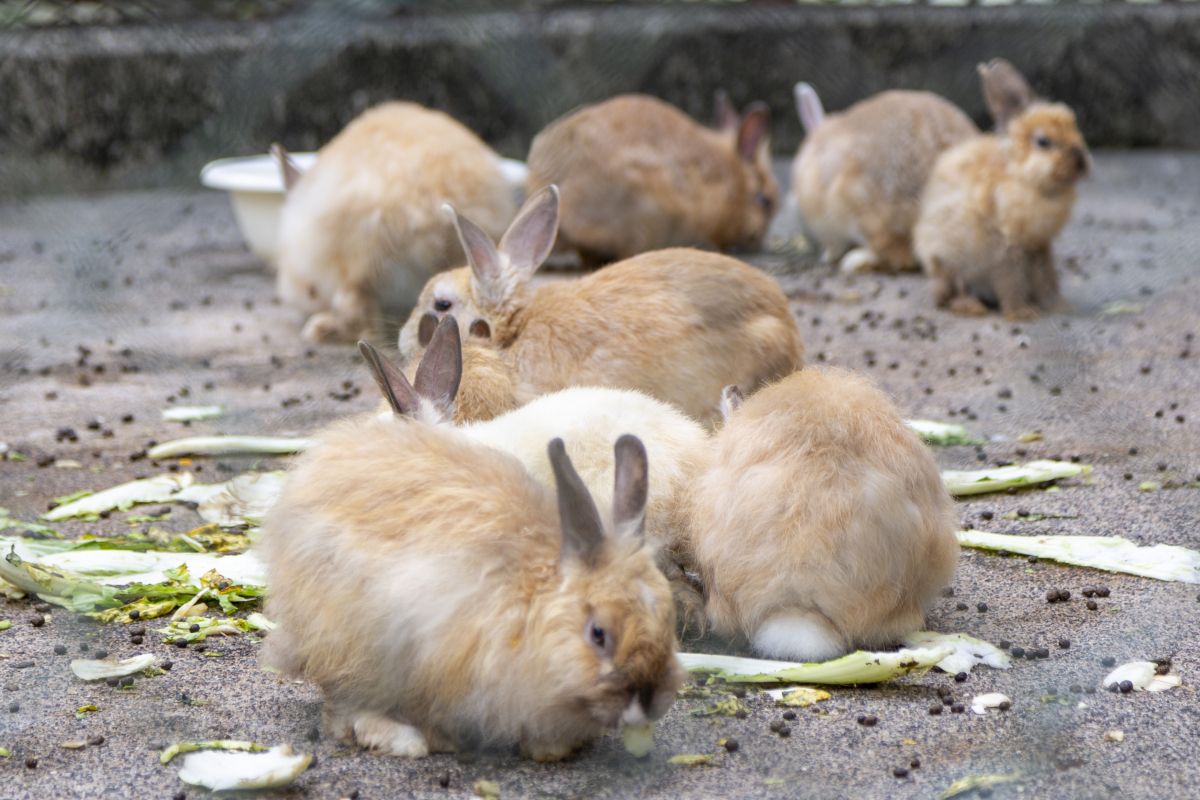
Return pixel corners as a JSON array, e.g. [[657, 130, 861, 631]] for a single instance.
[[683, 369, 959, 661], [359, 321, 710, 631], [274, 101, 517, 342], [261, 413, 683, 761], [914, 60, 1090, 319], [396, 186, 803, 427], [525, 94, 778, 263], [790, 83, 977, 273]]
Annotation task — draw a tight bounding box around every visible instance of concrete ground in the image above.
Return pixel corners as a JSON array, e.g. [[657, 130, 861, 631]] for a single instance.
[[1, 152, 1198, 799]]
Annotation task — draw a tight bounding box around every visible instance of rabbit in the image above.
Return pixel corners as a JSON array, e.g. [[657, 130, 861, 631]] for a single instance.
[[914, 59, 1091, 320], [682, 368, 959, 662], [396, 185, 804, 428], [273, 101, 517, 343], [525, 94, 778, 263], [790, 83, 977, 274], [359, 320, 711, 635], [260, 407, 684, 761]]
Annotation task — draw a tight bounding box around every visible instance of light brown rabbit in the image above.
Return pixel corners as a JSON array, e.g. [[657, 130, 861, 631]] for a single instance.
[[261, 419, 682, 761], [396, 186, 803, 427], [275, 101, 517, 342], [683, 369, 958, 661], [790, 83, 977, 273], [525, 94, 778, 263], [914, 60, 1090, 319]]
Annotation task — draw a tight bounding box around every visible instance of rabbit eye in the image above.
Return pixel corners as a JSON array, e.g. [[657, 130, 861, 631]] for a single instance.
[[589, 622, 606, 649], [754, 192, 773, 212], [1034, 134, 1053, 150], [433, 298, 452, 312]]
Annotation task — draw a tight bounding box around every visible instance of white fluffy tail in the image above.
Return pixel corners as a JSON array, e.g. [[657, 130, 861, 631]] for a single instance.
[[752, 610, 844, 662], [794, 82, 826, 135]]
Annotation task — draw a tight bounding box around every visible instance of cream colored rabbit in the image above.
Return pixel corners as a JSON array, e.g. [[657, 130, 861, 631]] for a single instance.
[[360, 322, 710, 633], [396, 186, 803, 427], [526, 94, 778, 263], [684, 369, 959, 661], [274, 102, 516, 342], [914, 60, 1090, 319], [791, 83, 977, 273], [261, 417, 682, 761]]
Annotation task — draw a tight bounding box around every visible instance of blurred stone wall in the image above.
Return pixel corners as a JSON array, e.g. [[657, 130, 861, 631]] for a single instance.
[[2, 3, 1199, 196]]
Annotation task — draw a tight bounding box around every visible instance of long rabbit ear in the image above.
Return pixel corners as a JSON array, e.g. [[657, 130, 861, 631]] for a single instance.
[[714, 89, 740, 133], [358, 340, 421, 417], [736, 102, 771, 162], [498, 185, 559, 281], [611, 434, 648, 543], [445, 202, 506, 306], [978, 58, 1036, 132], [793, 83, 825, 135], [412, 315, 462, 417], [719, 385, 744, 422], [548, 438, 605, 567], [270, 143, 303, 193]]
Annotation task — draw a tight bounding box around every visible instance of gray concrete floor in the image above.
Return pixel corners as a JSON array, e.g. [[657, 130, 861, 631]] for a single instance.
[[1, 152, 1199, 799]]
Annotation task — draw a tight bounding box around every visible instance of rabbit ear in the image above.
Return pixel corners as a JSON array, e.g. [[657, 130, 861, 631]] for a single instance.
[[358, 340, 422, 417], [445, 202, 506, 305], [793, 83, 825, 135], [548, 438, 605, 567], [719, 385, 744, 422], [978, 59, 1036, 131], [611, 434, 648, 543], [498, 185, 559, 281], [714, 89, 740, 133], [736, 102, 771, 162], [417, 312, 439, 347], [412, 316, 462, 417], [270, 143, 303, 193]]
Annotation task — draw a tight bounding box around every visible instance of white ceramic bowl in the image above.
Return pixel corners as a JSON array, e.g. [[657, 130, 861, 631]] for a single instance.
[[200, 153, 530, 263]]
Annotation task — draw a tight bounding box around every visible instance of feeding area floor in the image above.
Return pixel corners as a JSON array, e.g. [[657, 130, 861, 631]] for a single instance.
[[1, 152, 1199, 799]]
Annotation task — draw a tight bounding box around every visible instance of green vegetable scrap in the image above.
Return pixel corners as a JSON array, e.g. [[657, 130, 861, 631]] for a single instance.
[[148, 435, 315, 459], [957, 530, 1200, 583], [0, 620, 10, 632], [0, 747, 11, 758], [43, 473, 195, 521], [678, 645, 953, 686], [157, 615, 265, 644], [161, 740, 268, 765], [905, 420, 983, 446], [0, 507, 59, 537], [692, 695, 749, 717], [668, 753, 715, 766], [942, 460, 1091, 496], [939, 773, 1022, 800]]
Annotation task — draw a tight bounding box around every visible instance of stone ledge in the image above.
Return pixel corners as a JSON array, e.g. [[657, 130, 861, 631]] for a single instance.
[[2, 4, 1197, 196]]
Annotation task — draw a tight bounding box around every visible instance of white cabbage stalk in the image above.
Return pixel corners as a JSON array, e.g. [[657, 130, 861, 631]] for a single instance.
[[941, 460, 1091, 496], [903, 632, 1011, 674], [970, 693, 1012, 714], [148, 436, 315, 459], [906, 420, 980, 446], [621, 722, 655, 758], [177, 744, 311, 791], [939, 773, 1022, 799], [176, 472, 286, 528], [246, 612, 276, 631], [162, 406, 224, 422], [764, 686, 831, 706], [33, 549, 267, 589], [1102, 661, 1182, 692], [43, 473, 195, 521], [161, 740, 266, 764], [71, 653, 157, 680], [956, 530, 1200, 584], [677, 645, 953, 685]]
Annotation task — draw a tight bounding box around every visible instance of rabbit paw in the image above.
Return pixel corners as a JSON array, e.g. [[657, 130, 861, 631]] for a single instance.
[[301, 311, 346, 343], [948, 296, 989, 317], [838, 247, 880, 275], [352, 713, 430, 758], [672, 581, 708, 642], [1003, 305, 1040, 321], [524, 740, 578, 762]]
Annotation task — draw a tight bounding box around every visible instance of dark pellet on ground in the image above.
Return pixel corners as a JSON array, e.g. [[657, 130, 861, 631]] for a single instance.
[[857, 715, 878, 726], [778, 725, 791, 737], [893, 766, 909, 778], [769, 720, 784, 733], [161, 661, 173, 671], [1011, 646, 1026, 658], [998, 700, 1012, 711], [94, 650, 108, 659], [176, 638, 188, 648], [190, 624, 200, 633], [929, 704, 943, 715], [980, 511, 994, 520], [956, 602, 968, 611], [954, 672, 968, 683], [8, 701, 18, 712], [26, 757, 38, 769], [910, 757, 921, 769], [782, 710, 797, 721], [87, 734, 105, 746], [30, 614, 45, 627], [999, 640, 1011, 650], [131, 636, 143, 645], [977, 603, 988, 612], [1102, 657, 1117, 667], [1119, 680, 1134, 694], [951, 703, 965, 713], [1096, 586, 1110, 598], [1087, 600, 1098, 610], [1059, 639, 1071, 649]]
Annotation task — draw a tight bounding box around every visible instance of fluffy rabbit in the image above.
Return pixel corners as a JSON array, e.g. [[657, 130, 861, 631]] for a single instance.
[[261, 416, 683, 761], [360, 321, 710, 633], [525, 94, 778, 263], [683, 368, 958, 661], [396, 186, 803, 427], [914, 60, 1090, 319], [274, 102, 517, 342], [790, 83, 977, 273]]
